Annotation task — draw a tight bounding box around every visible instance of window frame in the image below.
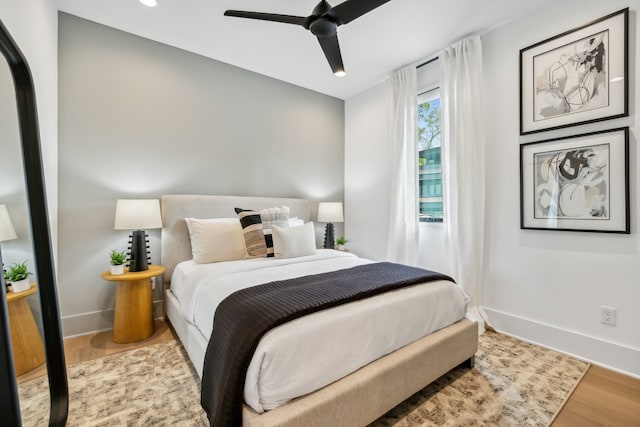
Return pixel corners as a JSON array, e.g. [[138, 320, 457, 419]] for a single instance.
[[417, 85, 443, 223]]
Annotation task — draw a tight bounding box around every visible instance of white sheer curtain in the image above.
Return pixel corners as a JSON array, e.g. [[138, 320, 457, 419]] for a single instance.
[[440, 36, 486, 334], [386, 65, 419, 266]]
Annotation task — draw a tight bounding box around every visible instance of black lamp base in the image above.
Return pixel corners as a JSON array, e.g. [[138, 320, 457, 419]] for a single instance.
[[128, 230, 149, 272], [323, 223, 335, 249]]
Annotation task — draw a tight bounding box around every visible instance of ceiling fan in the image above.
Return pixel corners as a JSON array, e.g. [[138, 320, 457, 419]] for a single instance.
[[224, 0, 391, 77]]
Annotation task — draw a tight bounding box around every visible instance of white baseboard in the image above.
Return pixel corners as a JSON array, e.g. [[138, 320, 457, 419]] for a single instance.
[[62, 299, 165, 339], [483, 306, 640, 379]]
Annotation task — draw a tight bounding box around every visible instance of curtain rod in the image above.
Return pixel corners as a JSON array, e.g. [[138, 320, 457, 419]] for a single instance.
[[416, 28, 491, 70], [416, 56, 439, 69], [418, 86, 439, 97]]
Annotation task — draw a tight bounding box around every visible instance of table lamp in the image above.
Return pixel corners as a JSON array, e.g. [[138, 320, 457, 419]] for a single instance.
[[0, 204, 18, 288], [114, 199, 162, 272], [317, 202, 343, 249]]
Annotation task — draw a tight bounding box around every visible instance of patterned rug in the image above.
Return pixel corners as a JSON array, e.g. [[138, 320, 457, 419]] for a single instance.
[[18, 331, 588, 426], [371, 331, 588, 426], [18, 342, 207, 426]]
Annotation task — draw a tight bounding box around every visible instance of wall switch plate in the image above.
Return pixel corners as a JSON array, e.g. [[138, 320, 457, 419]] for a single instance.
[[600, 306, 616, 325]]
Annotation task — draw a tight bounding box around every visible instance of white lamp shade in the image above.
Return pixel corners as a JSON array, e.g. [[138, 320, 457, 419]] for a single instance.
[[114, 199, 162, 230], [317, 202, 344, 223], [0, 204, 18, 242]]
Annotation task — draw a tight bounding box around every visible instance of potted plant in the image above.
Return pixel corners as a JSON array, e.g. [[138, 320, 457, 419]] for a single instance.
[[110, 249, 127, 275], [336, 236, 348, 251], [6, 261, 33, 293]]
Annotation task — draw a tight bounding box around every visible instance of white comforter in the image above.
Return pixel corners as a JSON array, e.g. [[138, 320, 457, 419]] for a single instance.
[[170, 250, 467, 413]]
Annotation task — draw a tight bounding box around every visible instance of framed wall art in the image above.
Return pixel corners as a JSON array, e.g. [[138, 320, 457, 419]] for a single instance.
[[520, 8, 628, 135], [520, 127, 629, 233]]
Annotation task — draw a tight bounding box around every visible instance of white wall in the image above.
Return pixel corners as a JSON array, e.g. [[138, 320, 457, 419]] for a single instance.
[[346, 0, 639, 377], [482, 0, 639, 377], [58, 14, 345, 336], [344, 81, 391, 261]]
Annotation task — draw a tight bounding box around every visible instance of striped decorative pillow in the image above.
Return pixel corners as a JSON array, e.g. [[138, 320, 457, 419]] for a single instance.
[[235, 206, 290, 257]]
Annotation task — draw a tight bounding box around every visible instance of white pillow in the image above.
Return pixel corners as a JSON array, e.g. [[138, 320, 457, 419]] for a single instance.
[[288, 217, 304, 227], [259, 206, 290, 230], [271, 222, 317, 259], [184, 218, 246, 263], [184, 217, 237, 234]]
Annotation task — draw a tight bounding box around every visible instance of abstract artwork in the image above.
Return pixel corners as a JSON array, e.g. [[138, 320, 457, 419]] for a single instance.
[[520, 8, 627, 134], [534, 143, 609, 219], [520, 128, 629, 233], [533, 30, 608, 121]]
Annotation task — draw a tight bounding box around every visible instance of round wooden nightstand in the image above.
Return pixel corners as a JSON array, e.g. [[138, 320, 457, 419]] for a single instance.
[[101, 265, 165, 344], [6, 283, 46, 376]]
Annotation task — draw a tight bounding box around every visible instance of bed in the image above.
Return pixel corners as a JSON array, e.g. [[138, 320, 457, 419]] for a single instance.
[[161, 194, 478, 427]]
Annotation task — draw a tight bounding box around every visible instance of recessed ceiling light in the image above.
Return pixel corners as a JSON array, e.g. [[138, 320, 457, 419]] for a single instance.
[[334, 71, 346, 78], [139, 0, 157, 7]]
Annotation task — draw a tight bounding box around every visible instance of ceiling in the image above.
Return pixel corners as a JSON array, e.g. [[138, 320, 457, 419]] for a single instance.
[[56, 0, 553, 100]]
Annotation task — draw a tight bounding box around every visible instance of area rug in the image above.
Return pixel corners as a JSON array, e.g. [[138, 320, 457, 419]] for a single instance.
[[18, 331, 588, 426], [370, 331, 589, 426], [18, 342, 207, 426]]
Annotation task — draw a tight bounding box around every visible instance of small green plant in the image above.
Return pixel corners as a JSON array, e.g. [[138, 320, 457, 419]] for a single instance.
[[110, 249, 127, 266], [336, 236, 348, 246], [5, 261, 32, 282]]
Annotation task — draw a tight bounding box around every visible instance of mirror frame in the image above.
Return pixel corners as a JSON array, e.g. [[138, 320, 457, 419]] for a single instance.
[[0, 19, 68, 427]]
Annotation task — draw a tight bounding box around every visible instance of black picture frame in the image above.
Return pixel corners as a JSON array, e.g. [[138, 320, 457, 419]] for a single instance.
[[520, 127, 629, 233], [519, 8, 628, 135]]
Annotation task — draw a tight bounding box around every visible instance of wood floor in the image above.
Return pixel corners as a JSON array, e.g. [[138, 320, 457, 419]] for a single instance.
[[17, 321, 640, 425], [552, 364, 640, 427]]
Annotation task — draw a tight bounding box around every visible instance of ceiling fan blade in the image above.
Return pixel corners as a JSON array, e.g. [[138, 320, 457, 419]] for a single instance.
[[224, 10, 308, 27], [317, 34, 345, 75], [331, 0, 391, 25]]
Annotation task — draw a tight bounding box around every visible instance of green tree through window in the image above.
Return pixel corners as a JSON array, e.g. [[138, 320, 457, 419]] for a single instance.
[[418, 98, 441, 151], [417, 92, 442, 222]]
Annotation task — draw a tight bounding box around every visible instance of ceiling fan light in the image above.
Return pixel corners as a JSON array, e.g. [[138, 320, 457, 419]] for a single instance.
[[139, 0, 157, 7], [334, 70, 346, 77]]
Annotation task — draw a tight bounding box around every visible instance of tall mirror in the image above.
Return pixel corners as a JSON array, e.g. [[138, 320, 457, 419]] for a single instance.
[[0, 47, 48, 422], [0, 19, 68, 426]]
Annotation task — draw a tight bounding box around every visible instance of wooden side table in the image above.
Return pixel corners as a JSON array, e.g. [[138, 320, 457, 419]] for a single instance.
[[6, 283, 46, 376], [101, 265, 165, 344]]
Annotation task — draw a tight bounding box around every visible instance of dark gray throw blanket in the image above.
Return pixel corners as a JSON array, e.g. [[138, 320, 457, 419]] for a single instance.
[[200, 262, 454, 426]]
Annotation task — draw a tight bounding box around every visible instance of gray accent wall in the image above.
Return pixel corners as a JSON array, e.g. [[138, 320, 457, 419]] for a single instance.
[[58, 13, 345, 336]]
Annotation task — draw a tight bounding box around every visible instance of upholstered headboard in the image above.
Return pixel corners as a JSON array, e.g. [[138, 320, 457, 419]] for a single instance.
[[160, 194, 311, 284]]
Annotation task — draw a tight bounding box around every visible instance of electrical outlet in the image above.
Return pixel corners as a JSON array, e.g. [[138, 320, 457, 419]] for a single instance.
[[600, 306, 616, 326]]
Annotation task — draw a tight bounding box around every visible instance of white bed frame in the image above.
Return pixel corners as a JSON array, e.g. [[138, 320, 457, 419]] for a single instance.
[[161, 194, 478, 427]]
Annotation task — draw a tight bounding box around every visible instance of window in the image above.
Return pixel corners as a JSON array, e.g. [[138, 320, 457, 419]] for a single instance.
[[417, 88, 442, 222]]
